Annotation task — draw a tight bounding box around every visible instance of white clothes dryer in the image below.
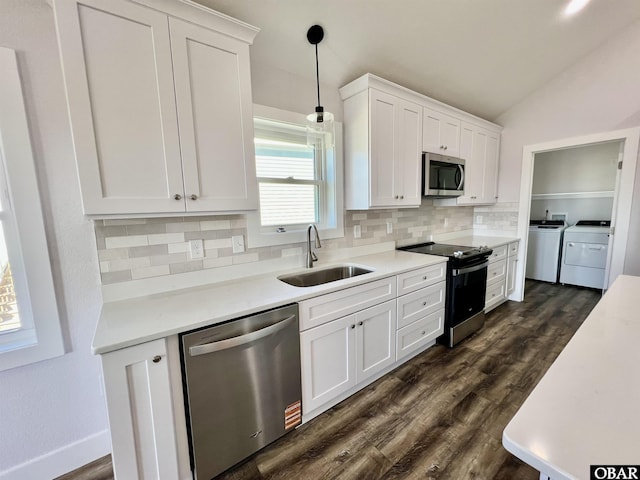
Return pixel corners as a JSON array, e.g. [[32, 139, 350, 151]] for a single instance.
[[559, 220, 611, 289]]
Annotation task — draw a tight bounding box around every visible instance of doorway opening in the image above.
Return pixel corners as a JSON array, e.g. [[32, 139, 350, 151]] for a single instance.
[[512, 127, 640, 302]]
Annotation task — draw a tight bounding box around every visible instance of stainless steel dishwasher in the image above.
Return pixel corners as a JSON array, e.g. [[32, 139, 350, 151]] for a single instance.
[[180, 303, 301, 480]]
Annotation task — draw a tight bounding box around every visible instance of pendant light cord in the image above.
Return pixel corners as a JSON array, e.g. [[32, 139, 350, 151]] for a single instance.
[[315, 43, 321, 106]]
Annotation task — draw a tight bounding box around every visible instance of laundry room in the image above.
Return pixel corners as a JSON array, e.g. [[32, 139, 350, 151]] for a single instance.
[[526, 141, 622, 289]]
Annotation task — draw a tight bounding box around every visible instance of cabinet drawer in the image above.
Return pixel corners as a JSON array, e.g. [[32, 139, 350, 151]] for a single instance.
[[508, 241, 519, 257], [486, 259, 506, 286], [485, 280, 505, 311], [396, 282, 445, 330], [488, 244, 508, 262], [396, 309, 444, 361], [299, 277, 396, 331], [396, 262, 446, 296]]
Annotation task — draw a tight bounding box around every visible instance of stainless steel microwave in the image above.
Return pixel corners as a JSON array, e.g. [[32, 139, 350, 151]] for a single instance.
[[423, 153, 465, 197]]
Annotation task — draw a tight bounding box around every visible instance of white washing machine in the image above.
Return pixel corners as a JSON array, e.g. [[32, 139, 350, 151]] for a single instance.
[[560, 220, 611, 289], [526, 220, 566, 283]]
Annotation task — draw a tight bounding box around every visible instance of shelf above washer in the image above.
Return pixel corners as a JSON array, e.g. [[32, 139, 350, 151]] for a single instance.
[[531, 191, 614, 200]]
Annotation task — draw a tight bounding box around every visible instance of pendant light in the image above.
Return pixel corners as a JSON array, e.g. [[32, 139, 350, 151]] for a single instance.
[[306, 25, 334, 147]]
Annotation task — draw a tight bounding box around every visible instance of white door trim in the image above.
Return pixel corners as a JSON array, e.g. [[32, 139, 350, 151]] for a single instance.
[[512, 127, 640, 301]]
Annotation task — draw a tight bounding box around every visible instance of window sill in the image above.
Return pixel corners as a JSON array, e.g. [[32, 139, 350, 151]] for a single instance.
[[246, 213, 344, 248]]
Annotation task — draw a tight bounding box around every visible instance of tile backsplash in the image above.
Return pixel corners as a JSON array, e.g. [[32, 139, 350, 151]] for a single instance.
[[94, 202, 475, 285]]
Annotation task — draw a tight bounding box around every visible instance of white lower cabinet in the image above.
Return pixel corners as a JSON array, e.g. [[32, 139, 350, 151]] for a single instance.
[[485, 240, 520, 312], [101, 338, 181, 480], [396, 309, 444, 361], [299, 262, 447, 419], [300, 299, 396, 414], [506, 241, 520, 296], [300, 314, 357, 413]]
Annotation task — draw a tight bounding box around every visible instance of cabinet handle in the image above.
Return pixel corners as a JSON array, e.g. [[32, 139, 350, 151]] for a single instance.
[[190, 194, 198, 200], [400, 195, 404, 199], [422, 276, 427, 280], [440, 145, 444, 149], [174, 194, 182, 200], [421, 331, 426, 335], [395, 195, 399, 199], [444, 146, 448, 150], [152, 355, 162, 363], [358, 321, 363, 326], [351, 324, 355, 329]]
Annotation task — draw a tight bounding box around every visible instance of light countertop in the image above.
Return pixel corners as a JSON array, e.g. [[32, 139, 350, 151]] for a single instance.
[[93, 250, 447, 354], [444, 234, 519, 248], [502, 274, 640, 480]]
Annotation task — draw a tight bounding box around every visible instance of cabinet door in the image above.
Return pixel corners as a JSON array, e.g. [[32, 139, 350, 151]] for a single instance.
[[507, 255, 518, 296], [355, 300, 396, 383], [369, 89, 399, 207], [480, 131, 500, 203], [506, 241, 519, 296], [300, 315, 357, 414], [457, 123, 499, 205], [396, 99, 422, 207], [101, 339, 180, 480], [169, 18, 258, 212], [457, 122, 479, 203], [422, 107, 460, 156], [54, 0, 185, 215]]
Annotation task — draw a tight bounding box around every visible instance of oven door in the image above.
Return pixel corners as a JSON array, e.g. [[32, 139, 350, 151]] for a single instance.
[[448, 259, 488, 327]]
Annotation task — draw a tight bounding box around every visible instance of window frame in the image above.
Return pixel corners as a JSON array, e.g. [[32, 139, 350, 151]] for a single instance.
[[0, 47, 64, 371], [247, 104, 343, 248]]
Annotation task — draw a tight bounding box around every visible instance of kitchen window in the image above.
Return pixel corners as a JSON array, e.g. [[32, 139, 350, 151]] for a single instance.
[[247, 105, 343, 248], [0, 48, 63, 371]]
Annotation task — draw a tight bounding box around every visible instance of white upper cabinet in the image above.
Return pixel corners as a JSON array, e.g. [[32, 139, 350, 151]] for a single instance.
[[169, 18, 257, 212], [422, 107, 460, 157], [341, 74, 502, 210], [457, 122, 500, 205], [342, 81, 422, 210], [53, 0, 258, 216]]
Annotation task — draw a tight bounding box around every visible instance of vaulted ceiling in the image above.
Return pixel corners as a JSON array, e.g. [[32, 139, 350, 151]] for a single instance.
[[195, 0, 640, 121]]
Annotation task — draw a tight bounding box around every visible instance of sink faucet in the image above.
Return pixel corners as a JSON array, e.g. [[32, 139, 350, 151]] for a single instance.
[[306, 224, 322, 268]]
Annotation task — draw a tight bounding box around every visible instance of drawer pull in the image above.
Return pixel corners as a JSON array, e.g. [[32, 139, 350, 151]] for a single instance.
[[422, 276, 427, 280], [422, 301, 427, 306], [358, 321, 363, 326], [421, 331, 426, 335], [152, 355, 162, 363], [351, 324, 355, 329]]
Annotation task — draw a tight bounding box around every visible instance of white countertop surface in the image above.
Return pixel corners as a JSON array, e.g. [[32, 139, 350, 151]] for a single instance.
[[93, 250, 446, 354], [444, 234, 519, 248], [502, 274, 640, 480]]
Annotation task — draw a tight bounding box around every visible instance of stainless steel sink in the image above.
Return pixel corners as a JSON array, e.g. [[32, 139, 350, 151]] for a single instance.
[[278, 265, 373, 287]]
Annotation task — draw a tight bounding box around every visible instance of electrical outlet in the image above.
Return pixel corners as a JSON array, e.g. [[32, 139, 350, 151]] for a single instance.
[[232, 235, 245, 253], [386, 222, 393, 234], [476, 215, 483, 224], [189, 239, 204, 259], [353, 225, 361, 239]]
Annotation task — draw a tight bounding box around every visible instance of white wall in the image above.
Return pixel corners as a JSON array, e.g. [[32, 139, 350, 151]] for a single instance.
[[0, 1, 109, 477], [251, 59, 344, 121], [496, 18, 640, 274], [532, 142, 619, 195], [530, 198, 613, 226]]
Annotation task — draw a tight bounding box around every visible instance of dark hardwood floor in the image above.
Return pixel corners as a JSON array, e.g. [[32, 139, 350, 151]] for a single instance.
[[58, 280, 601, 480]]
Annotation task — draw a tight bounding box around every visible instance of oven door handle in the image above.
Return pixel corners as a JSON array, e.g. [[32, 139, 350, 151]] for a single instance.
[[452, 261, 488, 276], [189, 315, 296, 357]]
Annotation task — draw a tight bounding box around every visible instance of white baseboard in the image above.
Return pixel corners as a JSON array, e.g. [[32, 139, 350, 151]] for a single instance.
[[0, 429, 111, 480]]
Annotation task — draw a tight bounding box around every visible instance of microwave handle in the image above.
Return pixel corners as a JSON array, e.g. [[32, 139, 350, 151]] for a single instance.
[[457, 165, 465, 191]]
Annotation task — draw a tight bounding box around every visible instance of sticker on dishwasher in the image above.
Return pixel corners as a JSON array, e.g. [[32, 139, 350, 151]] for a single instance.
[[284, 401, 301, 430]]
